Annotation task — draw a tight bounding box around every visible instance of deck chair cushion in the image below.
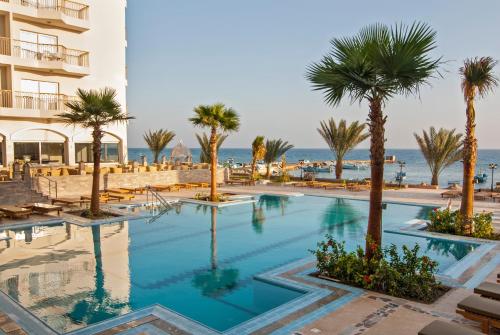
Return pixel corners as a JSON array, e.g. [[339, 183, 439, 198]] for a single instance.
[[474, 281, 500, 300], [419, 320, 482, 335], [458, 295, 500, 320]]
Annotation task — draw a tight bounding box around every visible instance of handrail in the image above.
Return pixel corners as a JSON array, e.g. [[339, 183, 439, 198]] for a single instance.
[[33, 174, 58, 198], [0, 90, 78, 110], [0, 37, 90, 67], [7, 0, 89, 20], [145, 185, 172, 209]]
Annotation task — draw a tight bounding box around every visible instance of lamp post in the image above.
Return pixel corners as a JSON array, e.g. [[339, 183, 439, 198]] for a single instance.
[[397, 160, 406, 189], [489, 163, 497, 193]]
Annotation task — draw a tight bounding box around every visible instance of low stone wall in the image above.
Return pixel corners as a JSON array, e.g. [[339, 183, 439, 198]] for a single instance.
[[33, 168, 227, 198]]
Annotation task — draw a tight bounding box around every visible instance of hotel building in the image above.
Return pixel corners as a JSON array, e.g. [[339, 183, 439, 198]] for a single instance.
[[0, 0, 128, 167]]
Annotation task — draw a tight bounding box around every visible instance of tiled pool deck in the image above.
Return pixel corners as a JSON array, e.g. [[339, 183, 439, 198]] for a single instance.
[[0, 185, 499, 335]]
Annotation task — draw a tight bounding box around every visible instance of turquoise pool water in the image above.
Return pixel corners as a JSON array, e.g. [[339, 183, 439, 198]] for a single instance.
[[0, 195, 478, 333]]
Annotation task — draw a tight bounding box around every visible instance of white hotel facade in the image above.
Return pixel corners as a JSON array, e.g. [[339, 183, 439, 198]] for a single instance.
[[0, 0, 128, 167]]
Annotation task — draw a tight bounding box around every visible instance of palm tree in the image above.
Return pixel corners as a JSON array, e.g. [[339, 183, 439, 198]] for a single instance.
[[195, 132, 228, 163], [189, 103, 240, 201], [459, 57, 498, 229], [414, 127, 463, 186], [317, 118, 369, 179], [263, 139, 294, 179], [143, 129, 175, 163], [251, 136, 266, 180], [58, 88, 133, 217], [307, 22, 440, 257]]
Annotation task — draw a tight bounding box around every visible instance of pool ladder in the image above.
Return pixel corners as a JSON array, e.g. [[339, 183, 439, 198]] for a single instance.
[[145, 186, 177, 223]]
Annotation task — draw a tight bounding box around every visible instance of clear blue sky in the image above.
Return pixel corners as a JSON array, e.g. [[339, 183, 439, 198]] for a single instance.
[[125, 0, 500, 149]]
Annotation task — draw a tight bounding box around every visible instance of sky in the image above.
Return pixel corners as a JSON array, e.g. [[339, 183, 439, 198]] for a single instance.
[[125, 0, 500, 149]]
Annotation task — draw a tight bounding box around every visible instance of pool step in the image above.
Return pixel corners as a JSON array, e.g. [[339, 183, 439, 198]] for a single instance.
[[0, 181, 49, 205]]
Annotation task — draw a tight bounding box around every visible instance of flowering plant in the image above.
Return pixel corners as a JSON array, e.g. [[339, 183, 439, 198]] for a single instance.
[[312, 235, 441, 303]]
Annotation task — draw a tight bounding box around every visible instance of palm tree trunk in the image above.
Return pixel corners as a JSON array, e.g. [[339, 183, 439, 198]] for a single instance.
[[91, 127, 102, 216], [335, 158, 343, 180], [251, 158, 256, 181], [266, 164, 271, 179], [431, 171, 439, 186], [460, 96, 476, 234], [153, 151, 159, 164], [210, 127, 218, 202], [366, 99, 385, 259]]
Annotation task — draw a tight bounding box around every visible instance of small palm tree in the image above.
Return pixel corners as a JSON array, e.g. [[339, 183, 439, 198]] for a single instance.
[[307, 22, 440, 257], [251, 136, 266, 180], [195, 133, 228, 164], [189, 103, 240, 201], [459, 57, 498, 227], [317, 118, 369, 179], [143, 129, 175, 164], [263, 139, 294, 179], [414, 127, 463, 186], [58, 88, 133, 217]]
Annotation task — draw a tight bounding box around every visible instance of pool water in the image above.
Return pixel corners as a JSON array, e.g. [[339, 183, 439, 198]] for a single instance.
[[0, 195, 477, 333]]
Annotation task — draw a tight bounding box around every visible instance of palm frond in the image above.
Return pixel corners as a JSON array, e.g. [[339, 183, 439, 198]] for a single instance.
[[143, 129, 176, 163], [195, 132, 228, 163], [318, 118, 369, 161], [189, 103, 240, 133], [263, 139, 294, 164], [460, 57, 499, 100], [307, 21, 441, 105]]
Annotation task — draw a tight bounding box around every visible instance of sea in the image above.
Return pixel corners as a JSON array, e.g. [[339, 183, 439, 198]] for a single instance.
[[128, 148, 500, 188]]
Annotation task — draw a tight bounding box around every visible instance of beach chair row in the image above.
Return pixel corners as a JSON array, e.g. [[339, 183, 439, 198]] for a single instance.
[[419, 274, 500, 334]]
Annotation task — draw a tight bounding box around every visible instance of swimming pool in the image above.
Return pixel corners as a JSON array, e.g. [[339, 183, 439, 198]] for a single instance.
[[0, 195, 479, 333]]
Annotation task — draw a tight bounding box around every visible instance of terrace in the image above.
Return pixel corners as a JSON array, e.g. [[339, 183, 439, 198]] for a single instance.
[[0, 37, 90, 76]]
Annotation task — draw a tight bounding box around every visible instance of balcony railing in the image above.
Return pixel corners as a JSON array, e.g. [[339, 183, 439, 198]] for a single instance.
[[4, 0, 89, 20], [0, 37, 89, 67], [0, 90, 78, 112]]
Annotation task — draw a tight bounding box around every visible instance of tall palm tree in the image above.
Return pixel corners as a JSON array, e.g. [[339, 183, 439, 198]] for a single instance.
[[459, 57, 498, 229], [263, 139, 294, 179], [414, 127, 463, 186], [317, 118, 369, 179], [58, 88, 133, 217], [189, 103, 240, 201], [143, 129, 175, 164], [195, 133, 228, 163], [251, 136, 266, 180], [307, 22, 440, 257]]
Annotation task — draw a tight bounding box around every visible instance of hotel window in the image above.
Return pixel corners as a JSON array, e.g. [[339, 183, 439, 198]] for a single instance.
[[14, 142, 65, 164], [75, 143, 119, 163], [19, 30, 58, 60], [20, 79, 59, 110]]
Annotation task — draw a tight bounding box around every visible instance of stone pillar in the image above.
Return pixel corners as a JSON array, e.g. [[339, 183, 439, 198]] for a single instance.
[[78, 161, 86, 175], [67, 140, 76, 166], [12, 161, 21, 180], [141, 155, 147, 166]]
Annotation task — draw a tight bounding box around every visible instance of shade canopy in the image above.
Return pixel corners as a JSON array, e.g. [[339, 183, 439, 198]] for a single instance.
[[170, 141, 192, 164]]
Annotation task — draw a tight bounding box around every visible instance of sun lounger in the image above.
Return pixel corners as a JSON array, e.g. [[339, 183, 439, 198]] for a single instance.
[[107, 193, 135, 201], [81, 195, 109, 203], [21, 203, 62, 216], [0, 205, 31, 219], [151, 184, 180, 192], [456, 295, 500, 333], [105, 188, 132, 194], [419, 320, 482, 335], [441, 190, 462, 198], [323, 183, 346, 190], [120, 187, 146, 194], [225, 180, 252, 186], [474, 282, 500, 300], [52, 198, 90, 207]]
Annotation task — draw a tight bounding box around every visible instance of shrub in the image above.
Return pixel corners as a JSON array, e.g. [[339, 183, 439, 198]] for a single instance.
[[428, 208, 494, 239], [312, 235, 442, 303]]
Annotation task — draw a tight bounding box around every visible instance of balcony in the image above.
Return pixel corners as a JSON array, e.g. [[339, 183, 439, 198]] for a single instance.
[[0, 90, 77, 119], [0, 37, 90, 76], [0, 0, 90, 32]]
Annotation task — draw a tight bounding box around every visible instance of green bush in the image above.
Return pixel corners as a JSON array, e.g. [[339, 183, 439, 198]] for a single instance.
[[312, 235, 442, 303], [428, 208, 494, 239]]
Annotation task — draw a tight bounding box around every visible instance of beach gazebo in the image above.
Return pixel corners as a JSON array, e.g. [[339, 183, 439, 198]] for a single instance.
[[170, 141, 192, 165]]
